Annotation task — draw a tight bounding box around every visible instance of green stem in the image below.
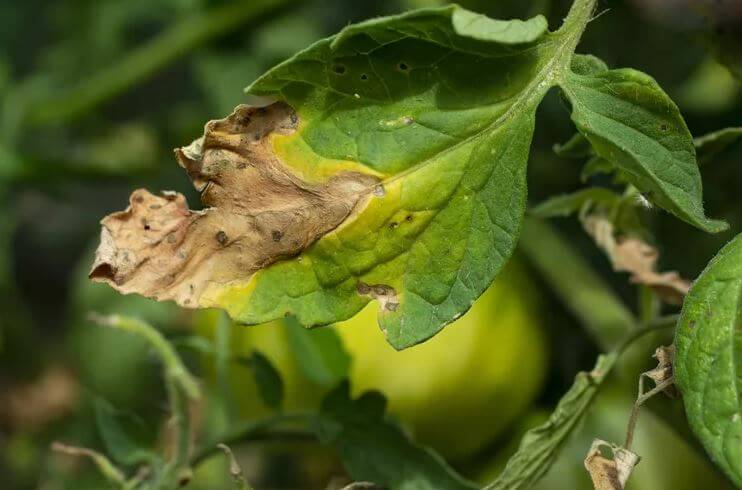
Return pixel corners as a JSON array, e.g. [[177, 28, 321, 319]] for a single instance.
[[89, 314, 200, 399], [51, 442, 127, 488], [190, 412, 315, 467], [166, 378, 192, 477], [216, 312, 236, 421], [559, 0, 597, 35], [484, 320, 673, 490], [89, 314, 200, 488], [24, 0, 290, 126], [519, 217, 636, 350]]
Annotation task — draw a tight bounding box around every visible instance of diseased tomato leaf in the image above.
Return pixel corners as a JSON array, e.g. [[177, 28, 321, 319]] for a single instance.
[[674, 233, 742, 486], [89, 2, 722, 350]]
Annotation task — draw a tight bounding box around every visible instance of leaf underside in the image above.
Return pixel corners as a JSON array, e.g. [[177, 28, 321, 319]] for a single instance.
[[674, 233, 742, 486], [89, 5, 722, 349]]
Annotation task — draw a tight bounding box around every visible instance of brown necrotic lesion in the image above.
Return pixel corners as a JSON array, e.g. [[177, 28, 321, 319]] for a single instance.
[[90, 102, 379, 308]]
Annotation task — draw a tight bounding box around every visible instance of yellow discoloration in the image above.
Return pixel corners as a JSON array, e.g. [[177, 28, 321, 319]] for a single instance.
[[90, 103, 379, 308], [270, 129, 386, 183]]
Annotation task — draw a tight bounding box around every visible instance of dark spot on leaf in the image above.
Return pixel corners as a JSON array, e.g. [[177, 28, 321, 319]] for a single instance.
[[134, 195, 144, 203], [373, 285, 389, 296], [332, 64, 346, 75], [405, 214, 413, 222], [166, 234, 177, 244], [389, 222, 398, 230], [357, 282, 371, 294], [360, 73, 368, 81], [271, 230, 283, 242], [386, 302, 399, 311], [150, 204, 161, 210], [397, 61, 409, 71], [237, 163, 247, 169], [216, 230, 228, 246], [660, 123, 668, 131]]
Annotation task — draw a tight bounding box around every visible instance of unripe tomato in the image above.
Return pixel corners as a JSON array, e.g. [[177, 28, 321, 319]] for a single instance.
[[196, 261, 547, 461]]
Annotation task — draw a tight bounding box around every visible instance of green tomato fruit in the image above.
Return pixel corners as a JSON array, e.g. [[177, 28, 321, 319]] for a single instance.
[[333, 262, 547, 460], [196, 261, 547, 461]]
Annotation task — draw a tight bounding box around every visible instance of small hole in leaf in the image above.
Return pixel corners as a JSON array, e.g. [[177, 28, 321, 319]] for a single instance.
[[397, 61, 409, 71], [405, 214, 413, 222], [360, 73, 368, 81], [332, 64, 346, 75], [389, 222, 398, 230]]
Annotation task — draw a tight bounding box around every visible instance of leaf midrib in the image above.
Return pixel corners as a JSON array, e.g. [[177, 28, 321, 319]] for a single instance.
[[372, 28, 585, 193]]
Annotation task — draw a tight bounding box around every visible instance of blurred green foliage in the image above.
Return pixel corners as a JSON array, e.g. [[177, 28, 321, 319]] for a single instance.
[[0, 0, 740, 489]]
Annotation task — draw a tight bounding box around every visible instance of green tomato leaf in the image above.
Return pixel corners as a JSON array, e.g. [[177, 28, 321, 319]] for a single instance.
[[90, 4, 587, 350], [485, 353, 617, 490], [553, 132, 594, 159], [580, 156, 614, 182], [674, 233, 742, 486], [315, 381, 475, 490], [530, 187, 620, 218], [285, 317, 350, 387], [694, 127, 742, 165], [90, 1, 716, 349], [240, 350, 284, 409], [449, 10, 547, 44], [570, 53, 609, 76], [560, 66, 726, 233]]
